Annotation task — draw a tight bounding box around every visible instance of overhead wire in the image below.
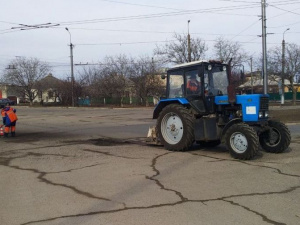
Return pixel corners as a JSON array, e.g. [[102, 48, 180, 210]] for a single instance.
[[269, 4, 300, 16], [98, 0, 182, 11], [75, 39, 280, 46], [230, 19, 261, 41], [59, 26, 258, 37], [56, 4, 260, 26]]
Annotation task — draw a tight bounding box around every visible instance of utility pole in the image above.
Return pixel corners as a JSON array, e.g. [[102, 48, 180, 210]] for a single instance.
[[281, 28, 290, 105], [187, 20, 191, 62], [261, 0, 268, 95], [65, 27, 75, 107]]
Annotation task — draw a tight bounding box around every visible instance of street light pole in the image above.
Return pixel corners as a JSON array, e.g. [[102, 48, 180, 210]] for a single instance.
[[187, 20, 191, 62], [281, 28, 290, 105], [65, 27, 75, 107]]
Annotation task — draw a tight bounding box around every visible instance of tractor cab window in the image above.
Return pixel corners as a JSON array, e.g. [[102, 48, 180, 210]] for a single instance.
[[186, 70, 201, 95], [168, 72, 184, 98], [205, 66, 228, 96]]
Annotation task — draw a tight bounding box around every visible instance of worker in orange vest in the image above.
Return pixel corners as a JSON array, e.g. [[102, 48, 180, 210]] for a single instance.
[[1, 103, 18, 137], [187, 74, 201, 94]]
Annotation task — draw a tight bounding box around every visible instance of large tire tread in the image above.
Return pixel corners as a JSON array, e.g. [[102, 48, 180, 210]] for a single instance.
[[157, 104, 195, 151], [225, 123, 259, 160], [259, 120, 291, 153]]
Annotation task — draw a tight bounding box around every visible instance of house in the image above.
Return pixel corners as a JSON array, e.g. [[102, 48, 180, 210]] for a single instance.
[[33, 73, 63, 103], [0, 83, 21, 104], [238, 73, 296, 94]]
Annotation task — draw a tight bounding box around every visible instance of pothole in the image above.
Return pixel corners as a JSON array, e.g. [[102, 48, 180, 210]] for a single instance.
[[63, 138, 131, 146]]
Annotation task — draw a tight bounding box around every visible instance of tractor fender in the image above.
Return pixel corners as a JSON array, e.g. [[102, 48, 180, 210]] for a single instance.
[[220, 118, 243, 143], [153, 98, 190, 119]]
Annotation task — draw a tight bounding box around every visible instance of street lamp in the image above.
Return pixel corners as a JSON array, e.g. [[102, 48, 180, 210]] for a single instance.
[[65, 27, 75, 107], [187, 20, 191, 62], [281, 28, 290, 105]]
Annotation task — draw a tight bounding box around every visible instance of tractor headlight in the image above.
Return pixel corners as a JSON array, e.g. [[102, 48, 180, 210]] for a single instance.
[[265, 111, 269, 118], [222, 66, 227, 71], [259, 111, 263, 118], [236, 110, 243, 117], [208, 65, 212, 71]]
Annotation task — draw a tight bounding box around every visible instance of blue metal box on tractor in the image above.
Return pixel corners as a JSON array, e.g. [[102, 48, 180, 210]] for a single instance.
[[148, 60, 291, 160]]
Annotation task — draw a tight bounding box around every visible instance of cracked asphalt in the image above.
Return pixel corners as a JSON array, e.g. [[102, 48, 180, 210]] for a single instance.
[[0, 106, 300, 225]]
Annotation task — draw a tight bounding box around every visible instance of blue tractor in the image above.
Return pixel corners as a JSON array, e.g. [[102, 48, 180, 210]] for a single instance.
[[152, 60, 291, 160]]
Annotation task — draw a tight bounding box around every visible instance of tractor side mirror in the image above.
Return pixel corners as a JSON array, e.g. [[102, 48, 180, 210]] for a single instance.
[[161, 74, 166, 79]]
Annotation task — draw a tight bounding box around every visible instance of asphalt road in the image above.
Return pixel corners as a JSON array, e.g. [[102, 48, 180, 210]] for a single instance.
[[0, 106, 300, 225]]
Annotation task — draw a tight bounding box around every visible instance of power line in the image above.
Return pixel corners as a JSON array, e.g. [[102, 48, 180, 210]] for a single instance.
[[98, 0, 181, 11], [75, 39, 281, 46], [99, 0, 256, 16], [57, 4, 260, 26], [76, 40, 176, 46], [269, 4, 300, 16], [268, 6, 300, 19], [55, 26, 259, 37], [11, 23, 60, 30], [269, 0, 300, 4], [230, 19, 261, 41]]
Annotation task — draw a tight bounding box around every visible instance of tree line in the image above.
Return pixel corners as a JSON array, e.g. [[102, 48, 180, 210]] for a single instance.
[[1, 34, 300, 106]]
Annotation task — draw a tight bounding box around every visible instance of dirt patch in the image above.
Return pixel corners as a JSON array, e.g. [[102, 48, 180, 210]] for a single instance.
[[63, 138, 131, 146]]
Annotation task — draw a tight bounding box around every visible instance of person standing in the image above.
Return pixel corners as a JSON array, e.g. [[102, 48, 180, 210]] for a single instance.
[[2, 103, 17, 137]]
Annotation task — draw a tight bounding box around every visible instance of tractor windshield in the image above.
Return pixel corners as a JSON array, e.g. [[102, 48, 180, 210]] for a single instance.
[[168, 71, 184, 98], [204, 65, 228, 96]]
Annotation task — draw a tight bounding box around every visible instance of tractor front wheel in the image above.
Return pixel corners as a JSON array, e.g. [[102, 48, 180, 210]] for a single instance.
[[157, 104, 195, 151], [259, 120, 291, 153], [225, 123, 259, 160]]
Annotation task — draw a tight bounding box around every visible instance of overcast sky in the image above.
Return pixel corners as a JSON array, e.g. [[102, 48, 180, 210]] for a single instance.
[[1, 0, 299, 79]]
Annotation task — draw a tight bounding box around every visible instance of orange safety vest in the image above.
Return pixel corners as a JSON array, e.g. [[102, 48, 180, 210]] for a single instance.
[[187, 80, 200, 92], [5, 108, 18, 123]]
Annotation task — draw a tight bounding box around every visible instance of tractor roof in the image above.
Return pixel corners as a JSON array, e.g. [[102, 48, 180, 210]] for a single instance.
[[168, 60, 225, 71]]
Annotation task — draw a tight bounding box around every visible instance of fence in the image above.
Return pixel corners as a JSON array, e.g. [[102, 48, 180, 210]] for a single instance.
[[79, 93, 299, 106], [268, 92, 300, 101], [79, 97, 155, 106]]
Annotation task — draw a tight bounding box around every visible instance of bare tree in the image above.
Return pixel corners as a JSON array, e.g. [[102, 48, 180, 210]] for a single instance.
[[130, 56, 165, 106], [213, 37, 248, 67], [98, 55, 135, 106], [3, 57, 51, 105], [154, 33, 207, 64], [77, 66, 101, 101], [268, 43, 300, 104]]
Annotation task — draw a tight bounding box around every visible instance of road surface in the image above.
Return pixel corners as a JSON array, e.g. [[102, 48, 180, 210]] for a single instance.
[[0, 106, 299, 225]]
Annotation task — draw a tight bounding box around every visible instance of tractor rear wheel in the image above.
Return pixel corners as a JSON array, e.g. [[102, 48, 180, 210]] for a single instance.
[[259, 120, 291, 153], [157, 104, 195, 151], [225, 123, 258, 160]]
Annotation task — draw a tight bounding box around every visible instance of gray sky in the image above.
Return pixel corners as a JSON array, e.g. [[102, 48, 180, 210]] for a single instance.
[[1, 0, 300, 79]]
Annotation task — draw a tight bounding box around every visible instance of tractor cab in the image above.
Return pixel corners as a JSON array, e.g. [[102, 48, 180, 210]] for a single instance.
[[167, 60, 228, 98], [154, 60, 229, 118]]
